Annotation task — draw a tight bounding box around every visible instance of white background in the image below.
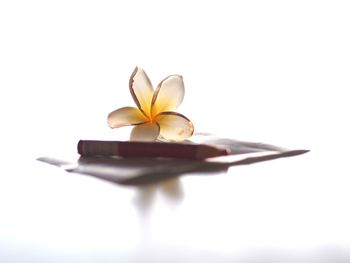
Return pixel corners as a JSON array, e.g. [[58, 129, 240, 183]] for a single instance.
[[1, 1, 350, 262], [1, 0, 349, 152]]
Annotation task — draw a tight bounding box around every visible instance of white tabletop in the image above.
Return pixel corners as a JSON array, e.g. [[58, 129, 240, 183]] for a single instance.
[[1, 1, 350, 262]]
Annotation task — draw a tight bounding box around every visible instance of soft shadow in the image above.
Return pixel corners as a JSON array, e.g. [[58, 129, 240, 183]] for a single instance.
[[72, 157, 230, 214], [133, 177, 185, 215], [74, 156, 230, 186], [158, 177, 184, 203], [133, 183, 157, 215]]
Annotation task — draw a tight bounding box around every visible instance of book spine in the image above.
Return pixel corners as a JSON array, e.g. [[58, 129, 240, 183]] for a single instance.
[[78, 140, 119, 156]]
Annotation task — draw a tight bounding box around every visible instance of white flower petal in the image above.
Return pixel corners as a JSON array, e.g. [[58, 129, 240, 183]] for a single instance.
[[108, 107, 147, 128], [156, 112, 194, 141], [130, 122, 160, 141], [129, 67, 154, 117], [151, 75, 184, 117]]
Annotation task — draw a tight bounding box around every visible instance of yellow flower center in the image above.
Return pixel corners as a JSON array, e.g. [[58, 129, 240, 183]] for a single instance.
[[148, 115, 156, 124]]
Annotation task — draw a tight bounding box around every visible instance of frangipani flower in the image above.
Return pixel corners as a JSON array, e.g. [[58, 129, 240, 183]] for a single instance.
[[107, 67, 194, 142]]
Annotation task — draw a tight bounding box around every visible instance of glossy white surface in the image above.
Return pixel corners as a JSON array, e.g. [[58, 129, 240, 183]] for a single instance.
[[1, 1, 350, 262]]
